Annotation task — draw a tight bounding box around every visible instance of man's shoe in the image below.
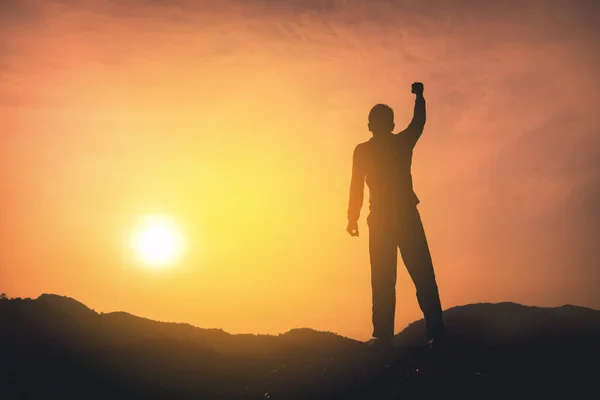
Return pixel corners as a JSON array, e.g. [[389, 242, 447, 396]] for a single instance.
[[428, 331, 445, 349], [364, 337, 393, 354], [427, 333, 446, 363]]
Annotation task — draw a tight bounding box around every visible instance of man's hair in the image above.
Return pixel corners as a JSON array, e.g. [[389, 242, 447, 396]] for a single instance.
[[368, 104, 394, 125]]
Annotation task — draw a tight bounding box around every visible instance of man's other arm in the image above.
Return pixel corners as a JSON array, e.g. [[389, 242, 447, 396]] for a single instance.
[[347, 144, 366, 237]]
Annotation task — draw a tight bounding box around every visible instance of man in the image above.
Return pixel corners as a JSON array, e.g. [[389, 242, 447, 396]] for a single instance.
[[347, 82, 444, 352]]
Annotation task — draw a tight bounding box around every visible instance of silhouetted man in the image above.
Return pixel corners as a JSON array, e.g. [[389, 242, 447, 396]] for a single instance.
[[347, 82, 444, 352]]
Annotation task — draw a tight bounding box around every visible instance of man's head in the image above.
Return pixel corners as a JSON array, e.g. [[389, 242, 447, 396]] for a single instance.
[[368, 104, 395, 136]]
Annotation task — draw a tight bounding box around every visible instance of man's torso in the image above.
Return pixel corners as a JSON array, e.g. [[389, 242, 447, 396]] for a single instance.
[[358, 133, 420, 219]]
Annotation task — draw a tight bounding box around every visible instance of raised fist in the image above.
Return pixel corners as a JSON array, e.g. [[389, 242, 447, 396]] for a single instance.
[[411, 82, 424, 95]]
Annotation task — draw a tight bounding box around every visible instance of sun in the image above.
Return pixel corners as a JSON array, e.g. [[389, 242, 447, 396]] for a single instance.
[[131, 215, 185, 268]]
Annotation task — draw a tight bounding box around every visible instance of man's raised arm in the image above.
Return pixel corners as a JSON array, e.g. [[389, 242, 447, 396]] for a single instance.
[[347, 144, 366, 237], [398, 82, 426, 148]]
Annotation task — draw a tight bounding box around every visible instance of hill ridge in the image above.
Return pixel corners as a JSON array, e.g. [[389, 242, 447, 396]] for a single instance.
[[2, 293, 600, 397], [13, 293, 597, 339]]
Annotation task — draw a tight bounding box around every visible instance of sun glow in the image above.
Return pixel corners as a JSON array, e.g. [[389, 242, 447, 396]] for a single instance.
[[131, 215, 185, 268]]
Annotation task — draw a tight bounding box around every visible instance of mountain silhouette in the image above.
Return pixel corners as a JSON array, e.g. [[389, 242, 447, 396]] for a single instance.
[[394, 301, 600, 346], [1, 295, 599, 398]]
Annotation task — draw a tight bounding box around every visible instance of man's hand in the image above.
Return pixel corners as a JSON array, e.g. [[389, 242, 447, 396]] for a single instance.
[[411, 82, 424, 96], [347, 221, 359, 237]]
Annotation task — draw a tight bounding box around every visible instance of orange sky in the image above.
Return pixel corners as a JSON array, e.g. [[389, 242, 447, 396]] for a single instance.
[[1, 0, 599, 340]]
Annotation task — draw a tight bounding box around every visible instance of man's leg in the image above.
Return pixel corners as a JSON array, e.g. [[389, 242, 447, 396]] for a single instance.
[[397, 207, 444, 340], [368, 218, 398, 343]]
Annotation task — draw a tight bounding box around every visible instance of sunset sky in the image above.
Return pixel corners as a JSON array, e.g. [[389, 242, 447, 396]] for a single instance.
[[1, 0, 599, 340]]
